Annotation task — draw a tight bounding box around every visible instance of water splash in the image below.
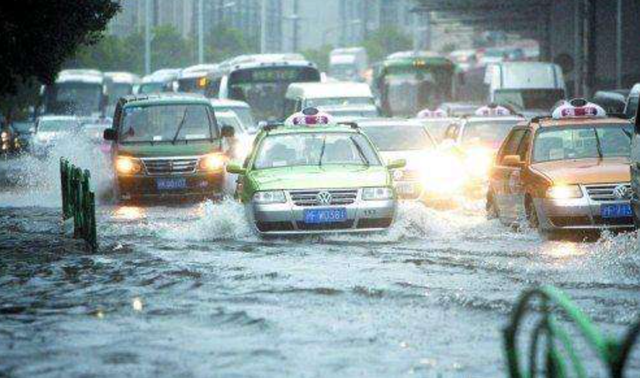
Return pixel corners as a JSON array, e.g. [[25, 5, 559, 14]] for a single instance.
[[0, 135, 113, 207]]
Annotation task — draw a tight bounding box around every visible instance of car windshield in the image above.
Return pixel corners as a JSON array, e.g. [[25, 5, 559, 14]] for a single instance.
[[120, 104, 216, 143], [361, 125, 435, 151], [417, 119, 453, 142], [216, 106, 256, 131], [216, 111, 246, 134], [532, 124, 633, 163], [254, 132, 381, 169], [494, 89, 565, 111], [305, 97, 373, 108], [45, 82, 103, 115], [320, 108, 379, 119], [461, 119, 520, 147], [38, 119, 79, 132], [11, 122, 34, 133]]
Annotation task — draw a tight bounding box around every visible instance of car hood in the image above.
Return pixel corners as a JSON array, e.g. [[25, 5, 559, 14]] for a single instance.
[[117, 140, 222, 158], [249, 165, 390, 191], [531, 157, 630, 185]]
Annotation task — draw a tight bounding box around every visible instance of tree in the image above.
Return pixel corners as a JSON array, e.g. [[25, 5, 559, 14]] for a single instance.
[[0, 0, 120, 96], [205, 25, 258, 63], [302, 45, 334, 73], [363, 27, 412, 63]]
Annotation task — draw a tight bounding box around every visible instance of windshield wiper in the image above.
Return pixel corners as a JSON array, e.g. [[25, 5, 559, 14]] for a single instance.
[[351, 137, 370, 167], [318, 138, 327, 167], [172, 107, 190, 145], [593, 128, 604, 159]]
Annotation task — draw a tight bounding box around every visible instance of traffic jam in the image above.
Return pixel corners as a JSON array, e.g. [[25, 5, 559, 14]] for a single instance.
[[1, 24, 640, 378]]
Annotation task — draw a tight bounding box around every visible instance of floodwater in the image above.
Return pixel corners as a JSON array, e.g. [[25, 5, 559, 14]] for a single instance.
[[0, 140, 639, 377]]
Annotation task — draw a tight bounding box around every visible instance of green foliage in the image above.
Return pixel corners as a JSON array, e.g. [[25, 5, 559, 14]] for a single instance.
[[205, 24, 258, 63], [302, 45, 334, 72], [363, 27, 412, 63], [0, 0, 120, 96]]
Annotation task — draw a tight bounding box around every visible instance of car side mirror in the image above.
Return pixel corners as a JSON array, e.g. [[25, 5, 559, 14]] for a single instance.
[[103, 128, 117, 141], [502, 155, 523, 168], [226, 161, 246, 175], [221, 125, 235, 138], [387, 159, 406, 170]]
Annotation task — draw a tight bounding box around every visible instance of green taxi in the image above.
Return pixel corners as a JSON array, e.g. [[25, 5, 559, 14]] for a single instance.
[[226, 111, 405, 235], [103, 93, 235, 201]]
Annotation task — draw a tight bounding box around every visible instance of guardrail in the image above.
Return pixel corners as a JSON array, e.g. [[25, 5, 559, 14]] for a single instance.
[[504, 285, 640, 378], [60, 158, 97, 251]]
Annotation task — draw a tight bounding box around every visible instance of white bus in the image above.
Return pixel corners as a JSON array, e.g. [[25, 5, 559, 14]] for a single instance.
[[329, 47, 368, 82], [205, 54, 321, 122], [40, 69, 108, 117]]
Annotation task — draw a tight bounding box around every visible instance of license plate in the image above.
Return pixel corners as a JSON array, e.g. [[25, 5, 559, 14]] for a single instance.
[[156, 178, 187, 191], [601, 203, 632, 218], [396, 182, 416, 195], [303, 208, 347, 224]]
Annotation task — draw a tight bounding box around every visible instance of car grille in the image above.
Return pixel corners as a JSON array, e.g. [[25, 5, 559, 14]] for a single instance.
[[142, 157, 198, 176], [289, 189, 358, 207], [585, 183, 631, 202], [295, 220, 355, 231]]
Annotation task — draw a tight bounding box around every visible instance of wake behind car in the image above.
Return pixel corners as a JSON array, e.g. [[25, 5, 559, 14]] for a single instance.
[[32, 115, 82, 157], [103, 93, 235, 202], [226, 109, 405, 235], [487, 99, 634, 233]]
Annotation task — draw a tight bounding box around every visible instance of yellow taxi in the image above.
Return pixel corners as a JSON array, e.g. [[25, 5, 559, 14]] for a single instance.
[[486, 99, 634, 233]]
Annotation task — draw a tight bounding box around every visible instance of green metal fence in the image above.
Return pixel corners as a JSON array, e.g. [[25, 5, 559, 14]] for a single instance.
[[504, 285, 640, 378], [60, 158, 97, 250]]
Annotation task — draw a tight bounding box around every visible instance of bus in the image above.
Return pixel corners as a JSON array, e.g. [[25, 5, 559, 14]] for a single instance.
[[177, 64, 218, 94], [373, 51, 458, 117], [205, 54, 321, 122], [40, 69, 108, 117], [329, 47, 368, 82], [104, 72, 141, 115]]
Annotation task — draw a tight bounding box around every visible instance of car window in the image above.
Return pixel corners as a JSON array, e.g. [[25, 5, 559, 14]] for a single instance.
[[120, 104, 216, 143], [498, 129, 526, 164], [253, 132, 381, 169], [461, 120, 520, 147], [517, 130, 531, 161], [532, 124, 633, 163], [361, 125, 435, 151]]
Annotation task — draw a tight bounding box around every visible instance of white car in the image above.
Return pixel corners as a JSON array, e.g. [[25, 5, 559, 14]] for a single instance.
[[33, 115, 82, 157], [211, 99, 257, 134]]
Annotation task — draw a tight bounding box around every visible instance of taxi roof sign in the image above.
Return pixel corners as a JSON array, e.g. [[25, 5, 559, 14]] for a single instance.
[[475, 104, 511, 116], [285, 107, 335, 126], [552, 99, 606, 119], [417, 108, 447, 118]]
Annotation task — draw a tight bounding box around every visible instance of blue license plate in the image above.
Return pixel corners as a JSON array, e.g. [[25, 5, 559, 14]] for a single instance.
[[303, 208, 348, 224], [156, 178, 187, 191], [601, 203, 632, 218]]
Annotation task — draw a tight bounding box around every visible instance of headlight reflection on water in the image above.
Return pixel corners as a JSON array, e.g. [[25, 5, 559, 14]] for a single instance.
[[114, 206, 145, 220], [544, 242, 587, 260]]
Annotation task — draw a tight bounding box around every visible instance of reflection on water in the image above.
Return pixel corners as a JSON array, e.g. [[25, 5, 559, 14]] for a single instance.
[[113, 206, 146, 221], [544, 242, 587, 260]]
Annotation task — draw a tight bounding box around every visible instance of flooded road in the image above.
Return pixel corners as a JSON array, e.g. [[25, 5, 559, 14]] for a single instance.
[[0, 148, 639, 377]]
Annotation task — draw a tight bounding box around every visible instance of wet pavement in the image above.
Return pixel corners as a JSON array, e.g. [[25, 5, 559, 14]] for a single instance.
[[0, 147, 639, 377]]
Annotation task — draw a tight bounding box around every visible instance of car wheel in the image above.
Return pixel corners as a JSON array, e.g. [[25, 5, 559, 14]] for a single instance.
[[486, 192, 498, 220]]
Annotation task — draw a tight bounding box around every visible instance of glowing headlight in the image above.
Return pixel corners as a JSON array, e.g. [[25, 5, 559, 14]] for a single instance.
[[420, 152, 465, 193], [253, 190, 287, 204], [546, 185, 583, 199], [199, 153, 226, 172], [464, 148, 495, 176], [115, 156, 142, 175], [362, 187, 394, 201], [1, 131, 9, 142], [393, 169, 404, 181]]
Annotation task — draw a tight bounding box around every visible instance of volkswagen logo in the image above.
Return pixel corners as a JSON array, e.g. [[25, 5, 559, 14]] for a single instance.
[[613, 185, 631, 200], [316, 191, 332, 205]]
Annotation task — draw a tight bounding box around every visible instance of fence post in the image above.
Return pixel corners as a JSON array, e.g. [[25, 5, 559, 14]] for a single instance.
[[59, 159, 98, 251]]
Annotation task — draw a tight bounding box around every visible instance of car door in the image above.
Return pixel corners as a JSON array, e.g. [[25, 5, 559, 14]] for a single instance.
[[491, 128, 526, 222], [508, 130, 532, 221]]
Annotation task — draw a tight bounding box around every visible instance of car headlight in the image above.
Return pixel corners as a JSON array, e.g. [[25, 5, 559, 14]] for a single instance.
[[115, 156, 143, 176], [546, 185, 583, 199], [392, 169, 404, 181], [419, 152, 465, 193], [464, 148, 495, 177], [198, 153, 226, 172], [1, 131, 9, 142], [253, 190, 287, 204], [362, 187, 394, 201]]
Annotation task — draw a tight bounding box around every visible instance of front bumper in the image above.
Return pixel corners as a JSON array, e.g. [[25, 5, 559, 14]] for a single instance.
[[117, 173, 224, 200], [534, 195, 634, 231], [248, 193, 397, 235]]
